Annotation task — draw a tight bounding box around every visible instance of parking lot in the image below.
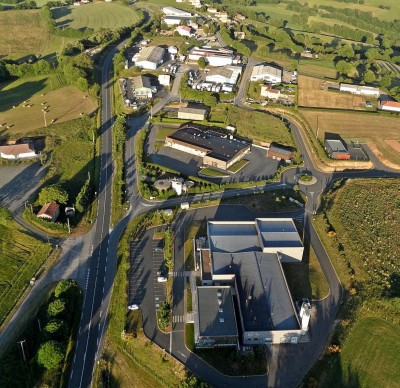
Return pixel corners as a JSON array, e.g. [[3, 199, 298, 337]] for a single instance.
[[152, 238, 166, 309], [128, 239, 147, 307]]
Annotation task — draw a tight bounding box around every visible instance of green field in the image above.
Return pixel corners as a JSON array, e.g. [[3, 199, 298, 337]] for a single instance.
[[52, 2, 140, 31], [0, 9, 70, 60], [0, 74, 97, 138], [0, 221, 52, 326]]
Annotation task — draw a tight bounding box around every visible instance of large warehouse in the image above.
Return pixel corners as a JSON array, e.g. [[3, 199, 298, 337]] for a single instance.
[[188, 46, 236, 67], [194, 218, 311, 348], [134, 46, 165, 70], [165, 125, 250, 170]]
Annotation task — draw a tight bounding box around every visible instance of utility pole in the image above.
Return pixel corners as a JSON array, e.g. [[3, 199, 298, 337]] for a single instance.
[[67, 217, 71, 234], [17, 340, 26, 362]]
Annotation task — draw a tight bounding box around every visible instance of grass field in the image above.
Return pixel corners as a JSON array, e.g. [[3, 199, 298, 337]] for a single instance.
[[298, 60, 338, 79], [0, 221, 52, 326], [0, 9, 71, 60], [0, 75, 97, 139], [299, 108, 400, 164], [298, 75, 371, 110], [52, 2, 139, 31]]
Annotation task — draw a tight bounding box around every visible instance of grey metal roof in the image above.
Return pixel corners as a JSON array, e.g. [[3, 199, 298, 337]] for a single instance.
[[325, 139, 348, 153], [212, 252, 299, 332], [268, 145, 294, 156], [256, 219, 303, 248], [179, 107, 208, 115], [133, 76, 151, 90], [197, 286, 238, 337], [136, 46, 165, 64]]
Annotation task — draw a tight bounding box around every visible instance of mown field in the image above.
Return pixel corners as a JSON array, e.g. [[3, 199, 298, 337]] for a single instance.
[[0, 9, 70, 60], [298, 75, 369, 110], [52, 2, 139, 31], [299, 108, 400, 164], [0, 74, 97, 139], [0, 221, 52, 326]]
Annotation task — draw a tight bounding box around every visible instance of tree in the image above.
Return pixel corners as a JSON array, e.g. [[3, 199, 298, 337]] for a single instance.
[[363, 70, 375, 83], [47, 299, 67, 318], [0, 207, 12, 226], [37, 341, 65, 369], [54, 279, 79, 298], [380, 75, 392, 88], [197, 57, 206, 69], [43, 319, 67, 340], [38, 185, 68, 206]]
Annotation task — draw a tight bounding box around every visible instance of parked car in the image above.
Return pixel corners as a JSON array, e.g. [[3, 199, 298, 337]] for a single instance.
[[157, 276, 168, 283], [128, 304, 139, 310]]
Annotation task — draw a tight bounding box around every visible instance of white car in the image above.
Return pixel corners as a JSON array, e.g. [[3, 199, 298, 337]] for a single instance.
[[157, 276, 167, 283], [128, 304, 139, 310]]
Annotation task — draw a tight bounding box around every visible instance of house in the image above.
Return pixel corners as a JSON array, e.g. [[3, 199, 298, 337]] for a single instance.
[[189, 46, 235, 67], [233, 31, 245, 40], [37, 202, 60, 222], [178, 107, 208, 121], [0, 143, 37, 160], [175, 25, 193, 37], [251, 64, 282, 83], [266, 144, 295, 161], [378, 100, 400, 112], [165, 125, 250, 170], [207, 7, 218, 13], [134, 46, 165, 70], [158, 74, 171, 87], [261, 86, 281, 100], [132, 76, 153, 99], [205, 66, 241, 85], [324, 139, 350, 160], [188, 0, 202, 8], [339, 83, 380, 97], [193, 218, 310, 348], [215, 12, 228, 22]]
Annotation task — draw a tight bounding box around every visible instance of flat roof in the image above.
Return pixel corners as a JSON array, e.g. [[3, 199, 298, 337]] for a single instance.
[[251, 64, 282, 78], [256, 219, 303, 248], [133, 75, 151, 89], [136, 46, 165, 64], [325, 139, 348, 153], [212, 252, 299, 331], [268, 145, 294, 156], [166, 126, 249, 163], [197, 286, 238, 337], [178, 107, 208, 115]]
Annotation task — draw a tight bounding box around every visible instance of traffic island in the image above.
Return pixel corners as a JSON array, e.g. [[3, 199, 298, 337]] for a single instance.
[[299, 174, 317, 185]]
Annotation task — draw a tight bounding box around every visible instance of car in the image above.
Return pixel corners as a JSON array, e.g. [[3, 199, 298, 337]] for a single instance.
[[128, 304, 139, 310], [154, 247, 163, 252], [157, 276, 167, 283]]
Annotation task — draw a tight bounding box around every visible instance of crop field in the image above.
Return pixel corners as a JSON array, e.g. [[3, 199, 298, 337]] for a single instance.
[[0, 9, 68, 60], [0, 75, 97, 139], [298, 75, 369, 110], [0, 222, 52, 326], [52, 2, 140, 31], [299, 109, 400, 164]]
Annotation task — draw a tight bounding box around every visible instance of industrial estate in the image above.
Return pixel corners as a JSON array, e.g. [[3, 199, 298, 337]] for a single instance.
[[0, 0, 399, 388]]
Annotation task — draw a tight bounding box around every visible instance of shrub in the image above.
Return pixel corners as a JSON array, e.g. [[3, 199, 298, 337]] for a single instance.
[[37, 340, 65, 369], [43, 319, 67, 340], [54, 279, 79, 299], [47, 299, 67, 318]]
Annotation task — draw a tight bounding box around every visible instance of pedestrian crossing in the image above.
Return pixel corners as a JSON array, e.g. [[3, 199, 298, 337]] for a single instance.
[[171, 271, 185, 277], [173, 315, 184, 323]]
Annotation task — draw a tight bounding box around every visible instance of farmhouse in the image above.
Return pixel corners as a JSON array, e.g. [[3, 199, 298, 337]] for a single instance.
[[0, 143, 37, 160], [165, 125, 250, 170], [194, 218, 310, 348], [261, 86, 281, 100], [132, 76, 153, 99], [205, 66, 241, 85], [266, 144, 295, 161], [175, 25, 193, 37], [339, 83, 380, 97], [134, 46, 165, 70], [251, 64, 282, 83], [324, 139, 350, 160], [37, 202, 60, 222], [188, 46, 236, 67], [178, 107, 208, 121], [378, 100, 400, 112]]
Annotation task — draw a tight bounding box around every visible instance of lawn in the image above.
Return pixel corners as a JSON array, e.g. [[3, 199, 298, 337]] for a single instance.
[[299, 109, 400, 164], [0, 9, 71, 61], [52, 2, 140, 31], [298, 60, 338, 79], [228, 159, 249, 174], [0, 221, 52, 327], [183, 221, 206, 271], [226, 105, 295, 147], [0, 75, 97, 139], [199, 168, 229, 178]]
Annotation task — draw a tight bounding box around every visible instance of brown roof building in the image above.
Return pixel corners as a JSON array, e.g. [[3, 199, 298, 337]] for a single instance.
[[266, 144, 295, 161], [37, 202, 60, 222], [0, 143, 37, 160]]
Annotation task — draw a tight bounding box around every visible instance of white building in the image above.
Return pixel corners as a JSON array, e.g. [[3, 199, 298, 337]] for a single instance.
[[134, 46, 165, 70], [261, 86, 281, 100], [162, 6, 192, 17], [251, 64, 282, 83], [175, 25, 193, 37], [188, 0, 202, 8], [189, 46, 235, 67], [132, 76, 153, 99], [158, 74, 171, 86], [205, 66, 241, 85], [0, 143, 37, 160], [339, 83, 380, 97], [168, 46, 178, 54], [378, 100, 400, 112]]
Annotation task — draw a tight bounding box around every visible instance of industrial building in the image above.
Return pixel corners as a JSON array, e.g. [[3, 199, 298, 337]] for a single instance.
[[194, 218, 311, 348], [162, 6, 193, 25], [205, 66, 242, 85], [339, 83, 380, 97], [324, 139, 350, 160], [165, 125, 250, 170], [251, 64, 282, 83], [177, 107, 208, 121], [188, 46, 237, 67], [134, 46, 165, 70], [378, 100, 400, 112], [266, 144, 295, 161], [132, 76, 153, 99]]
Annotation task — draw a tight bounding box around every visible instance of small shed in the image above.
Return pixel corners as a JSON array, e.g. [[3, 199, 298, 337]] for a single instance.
[[37, 202, 60, 222], [178, 107, 208, 121], [0, 143, 37, 160], [266, 144, 295, 161]]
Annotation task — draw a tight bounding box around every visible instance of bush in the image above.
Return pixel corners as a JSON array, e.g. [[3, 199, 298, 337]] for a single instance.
[[47, 299, 67, 318], [43, 319, 67, 340], [54, 279, 79, 299], [38, 184, 68, 206], [37, 340, 65, 369]]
